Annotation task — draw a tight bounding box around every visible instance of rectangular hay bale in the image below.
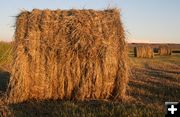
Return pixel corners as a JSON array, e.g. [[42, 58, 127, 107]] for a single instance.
[[159, 46, 172, 56], [7, 9, 128, 104], [134, 46, 154, 58]]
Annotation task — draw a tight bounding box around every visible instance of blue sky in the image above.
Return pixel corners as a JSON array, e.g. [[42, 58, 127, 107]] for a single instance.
[[0, 0, 180, 43]]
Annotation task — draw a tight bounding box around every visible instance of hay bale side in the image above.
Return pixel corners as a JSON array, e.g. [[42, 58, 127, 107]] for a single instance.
[[134, 46, 154, 58], [159, 46, 172, 56], [7, 9, 128, 104]]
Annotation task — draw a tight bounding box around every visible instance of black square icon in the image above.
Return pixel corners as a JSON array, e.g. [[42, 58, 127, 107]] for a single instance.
[[165, 102, 180, 117]]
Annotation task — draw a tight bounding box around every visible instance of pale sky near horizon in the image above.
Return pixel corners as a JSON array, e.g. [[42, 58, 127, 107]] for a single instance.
[[0, 0, 180, 43]]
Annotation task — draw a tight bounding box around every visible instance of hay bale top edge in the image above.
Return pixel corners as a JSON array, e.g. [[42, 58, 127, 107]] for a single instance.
[[17, 8, 121, 17]]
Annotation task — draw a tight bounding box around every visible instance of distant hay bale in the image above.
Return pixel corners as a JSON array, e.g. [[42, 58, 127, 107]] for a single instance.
[[7, 9, 128, 103], [159, 46, 172, 56], [134, 46, 154, 58]]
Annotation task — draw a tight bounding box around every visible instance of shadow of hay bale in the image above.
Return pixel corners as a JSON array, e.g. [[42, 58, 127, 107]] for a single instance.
[[9, 100, 162, 117], [0, 71, 10, 93], [153, 48, 159, 53]]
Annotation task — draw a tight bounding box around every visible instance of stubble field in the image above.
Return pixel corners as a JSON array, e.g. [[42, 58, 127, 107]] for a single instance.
[[0, 42, 179, 117]]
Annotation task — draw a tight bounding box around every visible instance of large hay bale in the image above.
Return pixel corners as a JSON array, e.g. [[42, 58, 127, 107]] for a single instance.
[[7, 9, 128, 104], [134, 46, 154, 58], [159, 46, 172, 56]]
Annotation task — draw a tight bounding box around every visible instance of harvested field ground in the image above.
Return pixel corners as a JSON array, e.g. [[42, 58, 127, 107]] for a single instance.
[[0, 43, 180, 117]]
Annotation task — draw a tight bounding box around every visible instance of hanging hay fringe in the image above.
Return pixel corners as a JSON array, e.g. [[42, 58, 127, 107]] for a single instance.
[[7, 9, 128, 104], [0, 105, 13, 117], [0, 97, 13, 117], [134, 46, 154, 58], [159, 46, 172, 56]]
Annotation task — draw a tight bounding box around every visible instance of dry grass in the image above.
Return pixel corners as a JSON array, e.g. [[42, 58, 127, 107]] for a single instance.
[[159, 46, 172, 56], [7, 9, 128, 104], [134, 46, 154, 58], [0, 41, 12, 72]]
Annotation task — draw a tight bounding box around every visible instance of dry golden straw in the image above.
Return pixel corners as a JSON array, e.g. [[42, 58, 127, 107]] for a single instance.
[[7, 9, 128, 104], [159, 46, 172, 56], [134, 46, 154, 58]]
